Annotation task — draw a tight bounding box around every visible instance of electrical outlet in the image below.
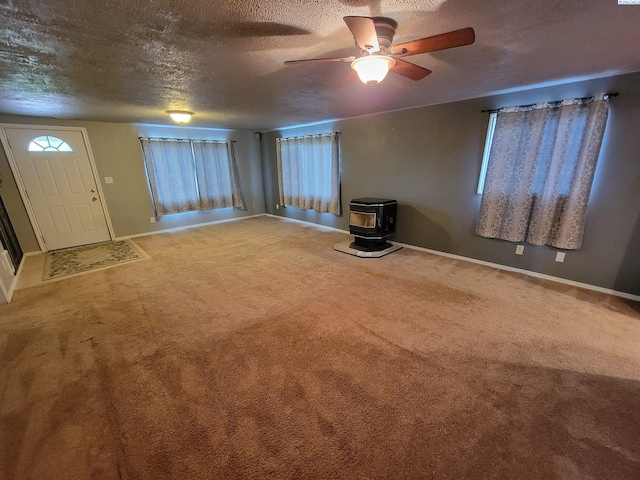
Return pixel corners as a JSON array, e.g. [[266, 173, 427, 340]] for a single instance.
[[515, 245, 524, 255], [150, 217, 156, 223], [104, 177, 114, 184], [275, 203, 280, 210], [555, 252, 566, 263]]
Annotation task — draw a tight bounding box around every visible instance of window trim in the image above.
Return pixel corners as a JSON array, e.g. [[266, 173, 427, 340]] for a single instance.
[[477, 112, 497, 195]]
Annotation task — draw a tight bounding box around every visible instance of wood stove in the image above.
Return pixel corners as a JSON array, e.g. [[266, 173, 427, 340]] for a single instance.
[[334, 197, 402, 257]]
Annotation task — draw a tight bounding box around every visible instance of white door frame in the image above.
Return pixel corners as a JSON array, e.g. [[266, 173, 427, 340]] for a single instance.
[[0, 124, 115, 252]]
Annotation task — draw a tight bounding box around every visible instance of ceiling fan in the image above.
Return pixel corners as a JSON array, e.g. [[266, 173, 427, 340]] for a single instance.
[[285, 16, 475, 86]]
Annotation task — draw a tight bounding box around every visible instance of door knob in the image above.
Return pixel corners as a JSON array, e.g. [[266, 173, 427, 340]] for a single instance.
[[92, 196, 98, 202]]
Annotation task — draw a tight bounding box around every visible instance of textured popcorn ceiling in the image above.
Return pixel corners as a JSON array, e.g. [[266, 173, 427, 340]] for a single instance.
[[0, 0, 639, 130]]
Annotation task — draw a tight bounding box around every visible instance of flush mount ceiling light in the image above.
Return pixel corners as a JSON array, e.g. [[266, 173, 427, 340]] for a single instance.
[[167, 110, 194, 125], [351, 55, 396, 85]]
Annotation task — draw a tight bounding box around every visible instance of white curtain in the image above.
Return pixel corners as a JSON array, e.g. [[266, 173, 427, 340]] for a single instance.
[[276, 133, 341, 215], [141, 138, 199, 215], [476, 96, 609, 249], [141, 138, 244, 216], [192, 140, 244, 210]]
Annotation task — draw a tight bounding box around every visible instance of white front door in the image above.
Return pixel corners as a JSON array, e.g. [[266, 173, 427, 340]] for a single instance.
[[4, 128, 111, 251]]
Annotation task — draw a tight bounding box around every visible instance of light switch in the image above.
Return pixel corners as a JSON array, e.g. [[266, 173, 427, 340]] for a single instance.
[[104, 177, 114, 184]]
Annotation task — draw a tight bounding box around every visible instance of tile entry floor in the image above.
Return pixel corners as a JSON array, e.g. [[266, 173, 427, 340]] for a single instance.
[[15, 253, 50, 290]]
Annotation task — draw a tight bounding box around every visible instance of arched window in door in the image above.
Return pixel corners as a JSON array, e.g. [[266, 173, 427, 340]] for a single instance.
[[28, 136, 74, 152]]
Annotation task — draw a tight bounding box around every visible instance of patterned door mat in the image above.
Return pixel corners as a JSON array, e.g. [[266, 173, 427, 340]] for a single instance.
[[43, 239, 150, 280]]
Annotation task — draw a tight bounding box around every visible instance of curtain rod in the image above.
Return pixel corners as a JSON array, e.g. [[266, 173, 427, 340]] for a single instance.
[[277, 132, 341, 136], [276, 132, 341, 140], [481, 92, 618, 113], [139, 136, 235, 142]]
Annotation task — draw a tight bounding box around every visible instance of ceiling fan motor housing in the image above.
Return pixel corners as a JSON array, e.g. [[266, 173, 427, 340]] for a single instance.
[[372, 17, 397, 49]]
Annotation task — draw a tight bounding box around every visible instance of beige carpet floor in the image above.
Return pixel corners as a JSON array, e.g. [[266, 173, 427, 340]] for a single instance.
[[1, 216, 639, 479]]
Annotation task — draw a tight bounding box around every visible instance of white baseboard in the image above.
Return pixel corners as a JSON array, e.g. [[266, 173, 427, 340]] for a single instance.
[[391, 240, 640, 302], [0, 277, 7, 304], [115, 214, 267, 241], [265, 215, 640, 303], [8, 213, 638, 304], [263, 213, 350, 234]]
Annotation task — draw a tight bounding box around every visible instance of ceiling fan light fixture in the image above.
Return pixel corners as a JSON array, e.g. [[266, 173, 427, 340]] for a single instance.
[[351, 55, 396, 85], [167, 110, 194, 124]]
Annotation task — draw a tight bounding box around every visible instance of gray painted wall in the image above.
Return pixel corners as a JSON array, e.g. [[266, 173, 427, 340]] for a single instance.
[[261, 71, 640, 296], [1, 73, 638, 297], [0, 116, 265, 253]]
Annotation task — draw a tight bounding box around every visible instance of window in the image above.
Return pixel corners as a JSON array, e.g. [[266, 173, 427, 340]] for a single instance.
[[276, 133, 341, 215], [476, 113, 497, 195], [28, 136, 73, 152], [475, 95, 609, 250], [140, 138, 244, 216]]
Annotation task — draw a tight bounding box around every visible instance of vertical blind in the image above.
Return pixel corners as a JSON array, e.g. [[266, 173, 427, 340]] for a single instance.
[[140, 138, 244, 216]]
